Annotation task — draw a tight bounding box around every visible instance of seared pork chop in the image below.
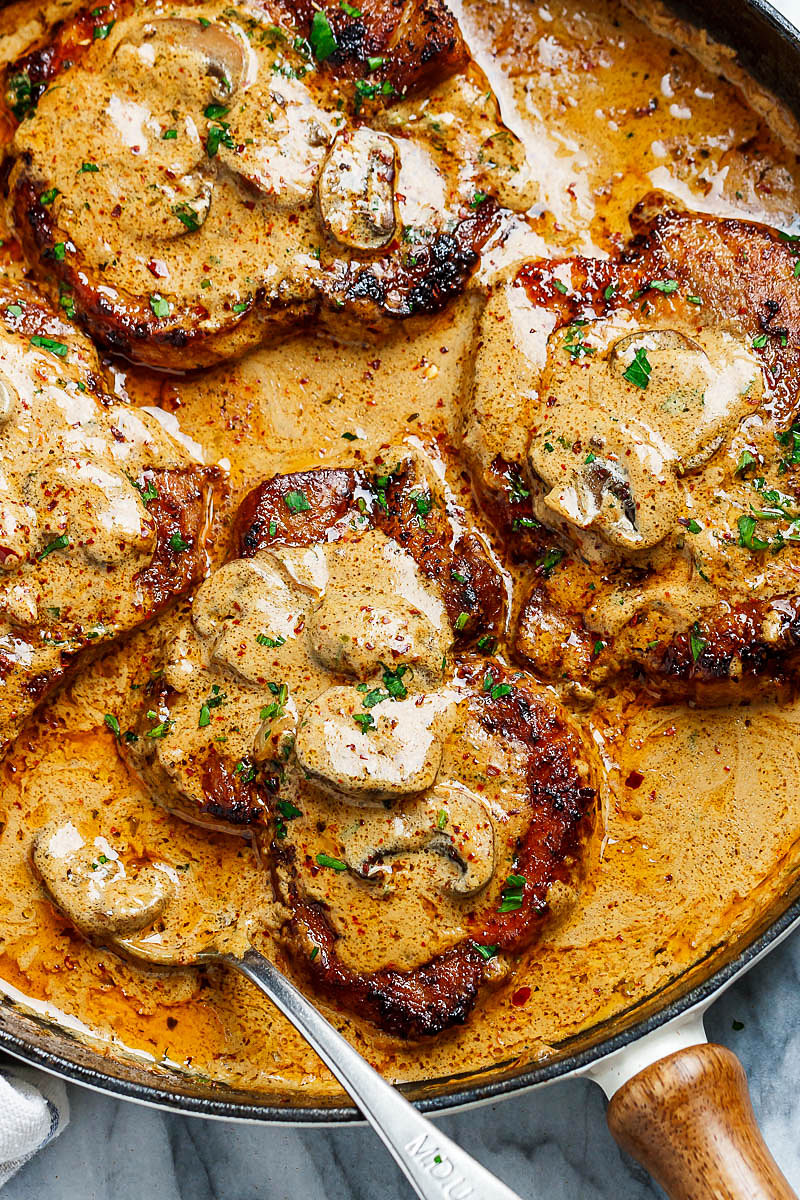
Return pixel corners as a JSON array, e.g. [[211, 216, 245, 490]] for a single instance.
[[4, 0, 534, 368], [122, 449, 596, 1036], [0, 282, 214, 756], [464, 192, 800, 701]]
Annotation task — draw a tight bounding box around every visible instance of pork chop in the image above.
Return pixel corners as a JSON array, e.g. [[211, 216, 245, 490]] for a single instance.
[[0, 281, 214, 755], [4, 0, 534, 368], [464, 192, 800, 701], [121, 448, 596, 1036]]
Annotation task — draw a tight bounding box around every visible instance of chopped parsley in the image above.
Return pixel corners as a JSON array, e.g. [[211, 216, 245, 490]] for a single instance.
[[133, 477, 158, 505], [310, 10, 337, 60], [499, 873, 526, 913], [39, 533, 69, 558], [648, 279, 679, 294], [753, 333, 768, 349], [564, 320, 595, 360], [261, 682, 289, 722], [353, 712, 375, 732], [103, 713, 120, 738], [316, 853, 347, 871], [381, 662, 409, 699], [776, 420, 800, 472], [354, 78, 394, 108], [39, 188, 59, 206], [687, 295, 702, 305], [204, 103, 230, 121], [470, 191, 488, 209], [340, 0, 362, 13], [93, 20, 115, 38], [735, 450, 758, 476], [538, 547, 565, 577], [410, 488, 432, 527], [257, 633, 286, 648], [149, 293, 170, 318], [604, 283, 616, 301], [552, 279, 569, 295], [173, 203, 201, 232], [738, 514, 770, 551], [162, 128, 178, 140], [145, 710, 172, 739], [234, 759, 256, 784], [78, 161, 99, 173], [198, 683, 226, 728], [623, 346, 652, 389], [689, 622, 706, 663], [476, 634, 496, 654], [206, 121, 235, 157], [366, 56, 385, 71], [7, 72, 33, 121], [168, 532, 190, 552], [436, 809, 448, 830], [31, 335, 68, 358], [52, 242, 66, 261], [284, 489, 311, 513], [475, 944, 498, 961]]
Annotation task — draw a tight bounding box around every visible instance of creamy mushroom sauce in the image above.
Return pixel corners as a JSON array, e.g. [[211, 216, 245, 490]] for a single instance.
[[1, 0, 800, 1101]]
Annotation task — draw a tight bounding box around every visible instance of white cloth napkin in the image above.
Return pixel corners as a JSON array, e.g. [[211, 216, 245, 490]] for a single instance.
[[0, 1064, 69, 1188]]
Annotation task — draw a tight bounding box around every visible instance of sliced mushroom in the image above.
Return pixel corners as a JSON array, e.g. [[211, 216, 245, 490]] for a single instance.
[[191, 554, 309, 685], [341, 780, 495, 897], [530, 407, 681, 551], [120, 18, 254, 101], [318, 127, 398, 251], [218, 84, 338, 210], [306, 529, 451, 683], [294, 684, 457, 804], [167, 176, 214, 239], [528, 322, 763, 553], [32, 821, 175, 938], [0, 497, 35, 574], [607, 328, 762, 474], [0, 373, 18, 426], [23, 457, 156, 567]]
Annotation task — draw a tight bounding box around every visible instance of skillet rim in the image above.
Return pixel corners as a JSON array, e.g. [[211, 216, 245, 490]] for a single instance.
[[1, 0, 799, 1124]]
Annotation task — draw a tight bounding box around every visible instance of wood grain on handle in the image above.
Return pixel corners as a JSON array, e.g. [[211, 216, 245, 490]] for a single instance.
[[606, 1043, 797, 1200]]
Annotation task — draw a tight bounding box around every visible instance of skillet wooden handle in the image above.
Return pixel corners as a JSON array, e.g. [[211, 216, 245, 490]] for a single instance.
[[606, 1043, 797, 1200]]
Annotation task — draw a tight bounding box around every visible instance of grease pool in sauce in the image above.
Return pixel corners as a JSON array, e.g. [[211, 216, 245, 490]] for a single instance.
[[1, 0, 800, 1100]]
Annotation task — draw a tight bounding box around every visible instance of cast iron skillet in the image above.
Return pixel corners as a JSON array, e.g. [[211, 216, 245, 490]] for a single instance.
[[2, 1, 800, 1195]]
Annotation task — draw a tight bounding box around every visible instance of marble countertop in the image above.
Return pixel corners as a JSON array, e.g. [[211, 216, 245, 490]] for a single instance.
[[3, 929, 800, 1199], [6, 0, 800, 1193]]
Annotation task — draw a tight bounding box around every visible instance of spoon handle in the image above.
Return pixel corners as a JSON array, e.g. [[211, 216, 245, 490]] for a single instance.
[[231, 949, 525, 1200]]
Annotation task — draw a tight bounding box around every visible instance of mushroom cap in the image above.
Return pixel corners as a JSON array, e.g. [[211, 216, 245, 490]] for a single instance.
[[294, 685, 457, 804], [32, 820, 175, 939], [318, 127, 398, 251], [528, 321, 763, 554], [306, 529, 452, 683], [341, 780, 495, 897]]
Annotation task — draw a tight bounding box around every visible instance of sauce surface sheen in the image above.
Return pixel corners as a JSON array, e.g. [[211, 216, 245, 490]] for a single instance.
[[1, 0, 800, 1100]]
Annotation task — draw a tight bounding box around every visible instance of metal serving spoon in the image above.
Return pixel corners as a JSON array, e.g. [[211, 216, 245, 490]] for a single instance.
[[31, 824, 524, 1200]]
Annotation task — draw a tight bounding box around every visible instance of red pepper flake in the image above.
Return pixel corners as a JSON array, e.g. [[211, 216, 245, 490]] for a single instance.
[[625, 769, 645, 789], [511, 986, 531, 1007], [147, 258, 169, 278]]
